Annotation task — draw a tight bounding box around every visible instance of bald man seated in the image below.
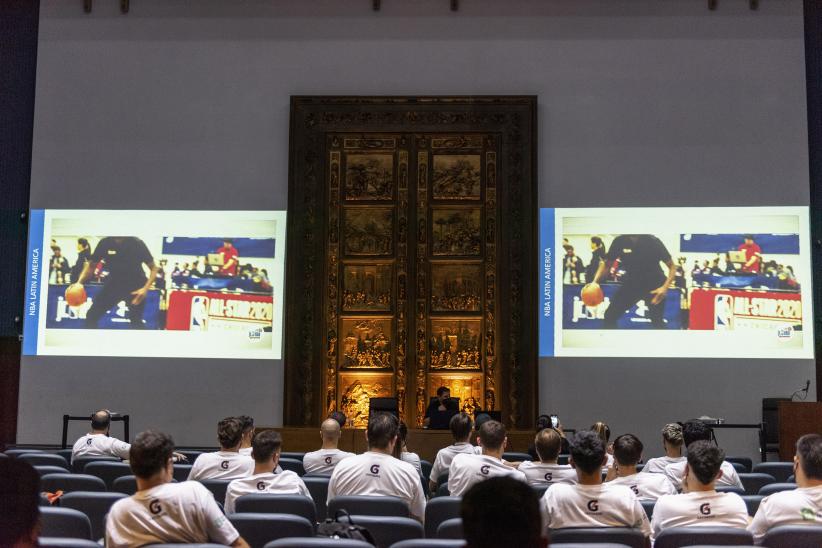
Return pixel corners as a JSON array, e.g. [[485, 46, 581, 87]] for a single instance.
[[302, 418, 356, 475], [72, 409, 131, 463]]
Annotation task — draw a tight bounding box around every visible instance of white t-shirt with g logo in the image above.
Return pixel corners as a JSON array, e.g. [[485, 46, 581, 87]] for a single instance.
[[105, 481, 239, 547], [448, 453, 527, 497], [224, 470, 311, 514], [303, 448, 355, 475], [327, 451, 426, 522], [187, 451, 254, 481], [518, 461, 577, 487], [541, 482, 651, 537], [651, 490, 748, 538]]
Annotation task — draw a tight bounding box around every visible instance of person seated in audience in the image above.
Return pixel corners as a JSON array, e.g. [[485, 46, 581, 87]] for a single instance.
[[71, 409, 131, 462], [224, 430, 310, 514], [449, 420, 527, 497], [748, 433, 822, 542], [471, 412, 493, 454], [591, 421, 614, 468], [540, 431, 651, 539], [327, 412, 425, 522], [303, 418, 355, 475], [640, 423, 685, 475], [528, 415, 569, 459], [328, 410, 347, 429], [462, 476, 548, 548], [397, 421, 422, 475], [606, 434, 675, 500], [237, 415, 254, 457], [0, 459, 40, 548], [518, 427, 577, 487], [106, 430, 249, 547], [663, 419, 743, 491], [429, 412, 476, 492], [187, 417, 255, 481], [651, 440, 748, 537]]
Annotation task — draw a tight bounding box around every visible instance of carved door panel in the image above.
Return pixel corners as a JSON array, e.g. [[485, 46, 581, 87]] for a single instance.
[[286, 97, 537, 430]]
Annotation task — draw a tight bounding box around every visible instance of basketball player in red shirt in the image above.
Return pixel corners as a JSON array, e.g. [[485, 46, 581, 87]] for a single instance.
[[216, 239, 239, 277], [738, 234, 762, 273]]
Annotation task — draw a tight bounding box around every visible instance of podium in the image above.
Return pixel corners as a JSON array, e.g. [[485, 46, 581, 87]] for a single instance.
[[777, 402, 822, 461]]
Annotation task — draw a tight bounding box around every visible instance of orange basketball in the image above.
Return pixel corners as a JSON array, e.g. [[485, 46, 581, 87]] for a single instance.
[[64, 284, 87, 307], [580, 283, 604, 307]]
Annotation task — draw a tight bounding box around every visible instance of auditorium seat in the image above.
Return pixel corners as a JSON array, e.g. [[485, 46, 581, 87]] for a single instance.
[[787, 474, 795, 483], [758, 482, 797, 496], [347, 515, 423, 548], [328, 495, 409, 518], [41, 473, 107, 493], [730, 462, 747, 473], [726, 456, 753, 473], [38, 538, 102, 548], [71, 455, 120, 473], [18, 452, 69, 470], [436, 472, 449, 488], [502, 452, 531, 462], [303, 475, 330, 521], [34, 465, 71, 477], [549, 527, 645, 548], [55, 449, 74, 463], [112, 474, 138, 495], [761, 524, 822, 548], [145, 545, 230, 547], [752, 462, 794, 483], [550, 545, 637, 548], [653, 526, 753, 548], [741, 494, 763, 516], [531, 485, 549, 499], [641, 499, 655, 519], [172, 463, 192, 482], [557, 454, 570, 465], [200, 478, 232, 505], [738, 473, 776, 495], [420, 459, 433, 483], [39, 507, 93, 540], [176, 450, 203, 463], [0, 452, 7, 459], [4, 448, 43, 457], [264, 539, 374, 548], [716, 486, 745, 495], [228, 513, 313, 548], [435, 518, 463, 540], [280, 452, 306, 461], [278, 457, 306, 476], [389, 541, 466, 548], [60, 491, 127, 540], [424, 496, 462, 538], [84, 461, 132, 489], [435, 482, 450, 497], [235, 493, 317, 526]]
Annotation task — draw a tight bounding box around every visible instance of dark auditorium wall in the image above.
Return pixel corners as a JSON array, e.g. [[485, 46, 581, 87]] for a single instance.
[[18, 0, 813, 453]]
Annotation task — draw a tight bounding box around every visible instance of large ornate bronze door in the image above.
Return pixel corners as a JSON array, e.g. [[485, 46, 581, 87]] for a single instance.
[[286, 97, 537, 429]]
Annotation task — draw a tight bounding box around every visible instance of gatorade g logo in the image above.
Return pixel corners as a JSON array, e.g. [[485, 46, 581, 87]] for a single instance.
[[631, 485, 639, 496], [480, 465, 490, 475], [700, 503, 711, 515], [370, 464, 380, 475], [149, 499, 162, 515], [587, 500, 599, 512], [220, 460, 229, 470], [256, 481, 266, 491], [86, 438, 92, 445], [325, 456, 333, 465], [544, 472, 553, 482]]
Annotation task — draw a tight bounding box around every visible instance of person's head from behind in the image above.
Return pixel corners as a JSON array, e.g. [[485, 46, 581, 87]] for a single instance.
[[612, 434, 643, 468], [217, 416, 244, 450], [320, 417, 342, 445], [478, 420, 506, 453], [569, 431, 606, 478], [590, 236, 604, 251], [795, 434, 822, 487], [237, 415, 254, 446], [682, 419, 712, 449], [0, 459, 40, 548], [450, 412, 473, 443], [130, 430, 175, 482], [91, 409, 111, 434], [77, 237, 90, 253], [367, 412, 399, 452], [590, 422, 610, 444], [661, 423, 684, 455], [251, 430, 282, 470], [328, 410, 347, 429], [436, 386, 450, 403], [223, 238, 234, 249], [535, 414, 551, 432], [685, 440, 724, 489], [744, 234, 755, 245], [534, 428, 562, 463], [462, 476, 547, 548]]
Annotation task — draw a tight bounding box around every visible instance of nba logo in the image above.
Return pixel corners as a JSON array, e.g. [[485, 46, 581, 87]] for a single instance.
[[190, 296, 209, 331], [714, 294, 733, 330]]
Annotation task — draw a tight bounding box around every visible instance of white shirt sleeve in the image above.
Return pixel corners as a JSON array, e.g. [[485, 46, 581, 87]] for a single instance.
[[111, 438, 131, 460], [747, 496, 771, 542], [195, 483, 240, 545], [297, 477, 311, 499], [223, 481, 239, 515], [631, 495, 652, 538], [409, 476, 426, 523]]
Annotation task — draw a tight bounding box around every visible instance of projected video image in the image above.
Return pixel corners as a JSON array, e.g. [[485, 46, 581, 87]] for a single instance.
[[539, 207, 813, 358], [24, 210, 286, 359]]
